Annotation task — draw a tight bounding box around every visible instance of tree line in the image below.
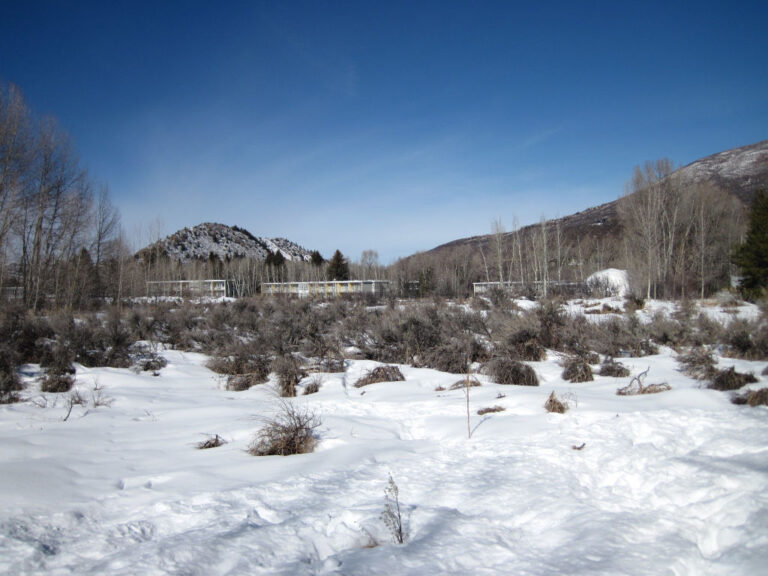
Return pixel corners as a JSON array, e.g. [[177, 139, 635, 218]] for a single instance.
[[0, 83, 123, 310], [1, 82, 764, 307]]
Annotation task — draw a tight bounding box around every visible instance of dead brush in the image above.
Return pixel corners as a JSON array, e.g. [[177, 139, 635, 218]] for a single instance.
[[41, 372, 75, 394], [226, 373, 267, 391], [197, 434, 227, 450], [561, 356, 594, 383], [504, 329, 545, 362], [477, 405, 505, 415], [732, 388, 768, 407], [483, 357, 539, 386], [678, 348, 717, 380], [616, 367, 671, 395], [248, 401, 321, 456], [708, 367, 758, 391], [303, 374, 322, 395], [599, 358, 630, 378], [544, 390, 569, 413], [272, 356, 307, 398], [354, 365, 405, 388], [450, 377, 481, 390]]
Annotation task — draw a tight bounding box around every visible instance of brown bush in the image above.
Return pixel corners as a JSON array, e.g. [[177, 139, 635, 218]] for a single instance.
[[708, 367, 758, 391], [248, 402, 321, 456], [41, 373, 75, 393], [355, 365, 405, 388], [544, 390, 568, 414], [562, 357, 593, 383], [272, 356, 307, 398], [207, 343, 270, 377], [477, 405, 505, 415], [504, 329, 545, 361], [450, 377, 482, 390], [226, 373, 267, 391], [732, 388, 768, 407], [197, 434, 227, 449], [678, 348, 717, 380], [0, 344, 22, 404], [599, 359, 630, 378], [422, 338, 482, 374], [483, 357, 538, 386]]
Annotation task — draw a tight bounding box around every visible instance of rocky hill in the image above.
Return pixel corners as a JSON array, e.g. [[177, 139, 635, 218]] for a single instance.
[[139, 222, 314, 263], [420, 139, 768, 260]]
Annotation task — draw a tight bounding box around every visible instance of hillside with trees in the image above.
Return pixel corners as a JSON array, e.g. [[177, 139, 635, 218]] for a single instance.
[[398, 141, 767, 299]]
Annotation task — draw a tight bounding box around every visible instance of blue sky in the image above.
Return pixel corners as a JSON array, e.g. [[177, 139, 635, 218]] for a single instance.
[[2, 1, 766, 263]]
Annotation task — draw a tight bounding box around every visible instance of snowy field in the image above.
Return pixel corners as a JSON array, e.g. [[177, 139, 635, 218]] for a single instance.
[[2, 309, 768, 574]]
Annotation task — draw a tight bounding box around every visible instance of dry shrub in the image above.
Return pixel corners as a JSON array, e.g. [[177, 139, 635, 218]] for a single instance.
[[723, 319, 754, 358], [136, 352, 167, 372], [483, 357, 538, 386], [477, 405, 505, 415], [599, 359, 630, 378], [536, 300, 566, 350], [708, 367, 758, 391], [544, 390, 568, 414], [0, 344, 22, 404], [355, 365, 405, 388], [273, 356, 307, 398], [197, 434, 227, 449], [303, 375, 322, 395], [562, 357, 593, 383], [248, 402, 321, 456], [422, 338, 482, 374], [226, 373, 266, 391], [732, 388, 768, 407], [504, 329, 545, 361], [450, 377, 482, 390], [41, 373, 75, 393], [207, 343, 269, 377], [678, 348, 717, 380], [646, 312, 687, 347], [616, 368, 670, 395]]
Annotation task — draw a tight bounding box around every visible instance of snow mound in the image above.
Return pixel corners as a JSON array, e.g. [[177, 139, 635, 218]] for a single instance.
[[586, 268, 630, 297]]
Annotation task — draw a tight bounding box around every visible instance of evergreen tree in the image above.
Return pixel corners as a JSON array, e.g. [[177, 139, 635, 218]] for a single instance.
[[310, 250, 325, 267], [326, 250, 350, 281], [265, 250, 286, 268], [734, 191, 768, 299]]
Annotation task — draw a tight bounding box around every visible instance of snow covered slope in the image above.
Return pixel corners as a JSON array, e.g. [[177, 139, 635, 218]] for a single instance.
[[1, 344, 767, 574], [139, 222, 314, 263]]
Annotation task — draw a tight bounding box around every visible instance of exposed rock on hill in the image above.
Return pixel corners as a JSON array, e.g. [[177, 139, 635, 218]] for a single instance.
[[139, 222, 313, 263]]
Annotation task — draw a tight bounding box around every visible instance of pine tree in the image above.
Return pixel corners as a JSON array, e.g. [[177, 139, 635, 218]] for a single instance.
[[310, 250, 324, 267], [734, 191, 768, 299], [326, 250, 350, 281]]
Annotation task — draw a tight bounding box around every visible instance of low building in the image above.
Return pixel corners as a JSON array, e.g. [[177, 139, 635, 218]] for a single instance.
[[262, 280, 389, 298], [473, 281, 584, 297], [146, 279, 237, 298]]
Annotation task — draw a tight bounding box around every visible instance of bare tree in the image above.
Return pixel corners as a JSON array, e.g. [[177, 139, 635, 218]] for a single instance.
[[0, 84, 30, 289], [619, 159, 674, 299], [360, 249, 380, 280], [492, 219, 505, 283]]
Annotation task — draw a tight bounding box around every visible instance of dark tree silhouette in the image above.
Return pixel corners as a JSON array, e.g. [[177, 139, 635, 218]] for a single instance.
[[734, 191, 768, 299], [326, 250, 350, 281]]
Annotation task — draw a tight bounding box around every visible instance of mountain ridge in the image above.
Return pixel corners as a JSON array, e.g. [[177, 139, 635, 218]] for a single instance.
[[419, 139, 768, 260], [139, 222, 314, 264]]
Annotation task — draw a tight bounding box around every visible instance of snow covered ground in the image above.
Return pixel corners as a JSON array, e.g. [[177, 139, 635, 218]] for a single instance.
[[1, 321, 768, 574]]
